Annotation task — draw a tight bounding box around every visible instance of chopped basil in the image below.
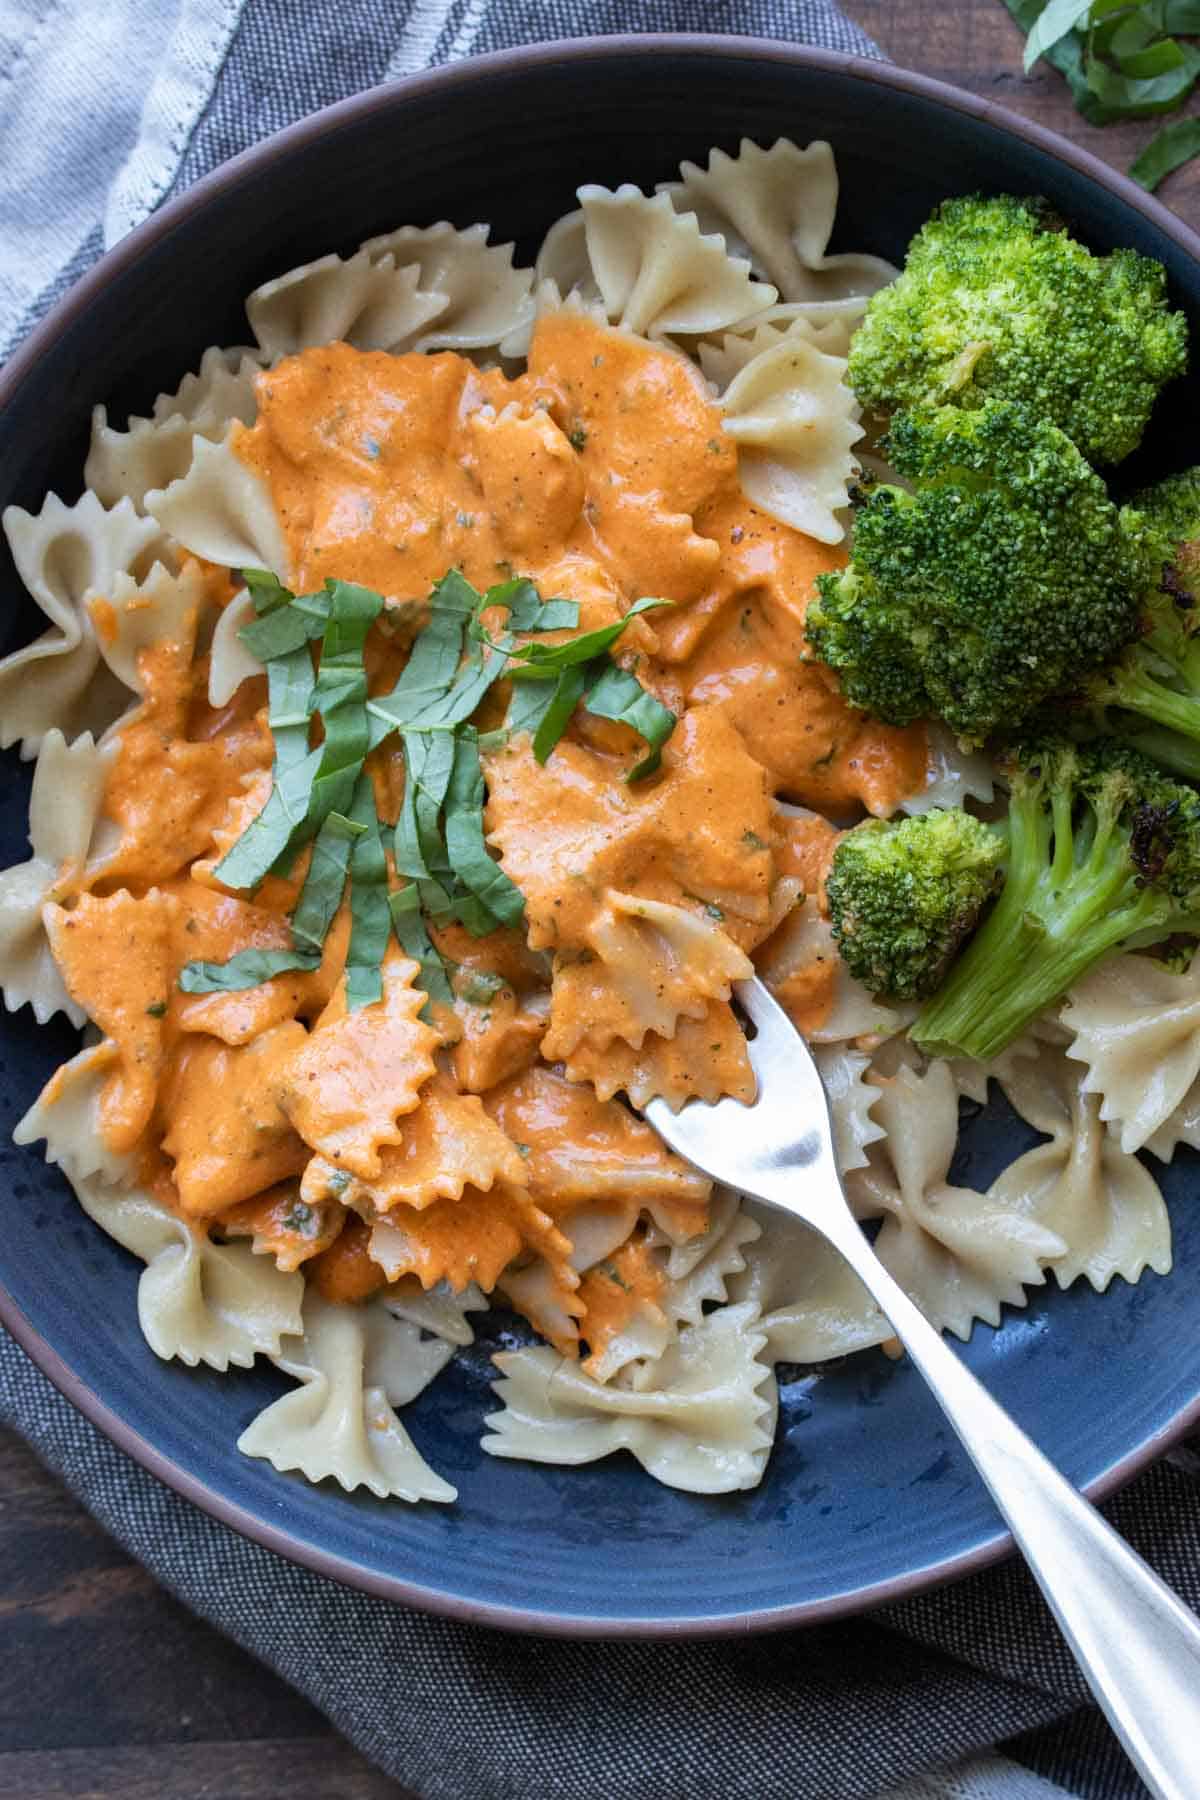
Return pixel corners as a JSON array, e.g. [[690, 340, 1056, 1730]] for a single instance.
[[304, 580, 384, 827], [145, 1001, 168, 1017], [444, 728, 526, 927], [532, 664, 588, 764], [343, 774, 391, 1011], [582, 662, 676, 780], [202, 569, 677, 1008], [178, 947, 321, 993], [492, 578, 580, 633], [241, 567, 294, 615], [504, 594, 672, 674], [455, 967, 506, 1006], [239, 586, 331, 659], [389, 884, 454, 1015], [289, 809, 359, 953]]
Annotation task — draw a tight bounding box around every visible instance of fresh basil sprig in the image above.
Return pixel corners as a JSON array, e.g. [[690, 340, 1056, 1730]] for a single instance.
[[1007, 0, 1200, 184]]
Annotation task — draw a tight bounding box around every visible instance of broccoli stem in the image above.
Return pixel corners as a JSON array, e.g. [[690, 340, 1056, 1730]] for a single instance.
[[1116, 720, 1200, 782], [1103, 658, 1200, 742], [910, 789, 1174, 1060]]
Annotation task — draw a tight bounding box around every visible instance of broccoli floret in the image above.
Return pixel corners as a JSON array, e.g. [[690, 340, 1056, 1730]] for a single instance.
[[848, 194, 1187, 466], [1134, 466, 1200, 571], [805, 401, 1150, 744], [911, 739, 1200, 1061], [1078, 467, 1200, 756], [825, 809, 1004, 1001]]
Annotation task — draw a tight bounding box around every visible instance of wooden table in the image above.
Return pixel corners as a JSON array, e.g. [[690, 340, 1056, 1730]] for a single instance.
[[3, 5, 1199, 1796]]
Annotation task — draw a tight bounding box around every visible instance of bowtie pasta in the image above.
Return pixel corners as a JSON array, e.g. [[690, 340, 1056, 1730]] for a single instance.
[[1, 139, 1187, 1507]]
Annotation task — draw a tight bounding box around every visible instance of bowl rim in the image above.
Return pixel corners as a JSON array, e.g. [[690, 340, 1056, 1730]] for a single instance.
[[4, 30, 1200, 1639]]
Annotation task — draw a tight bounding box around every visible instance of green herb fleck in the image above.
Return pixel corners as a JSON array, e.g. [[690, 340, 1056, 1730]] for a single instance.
[[455, 968, 506, 1006]]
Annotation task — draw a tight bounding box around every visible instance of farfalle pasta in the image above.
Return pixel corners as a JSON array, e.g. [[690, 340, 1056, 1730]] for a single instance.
[[3, 138, 1189, 1511]]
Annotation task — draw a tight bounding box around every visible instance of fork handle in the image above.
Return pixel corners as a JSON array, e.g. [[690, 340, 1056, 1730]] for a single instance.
[[819, 1205, 1200, 1800]]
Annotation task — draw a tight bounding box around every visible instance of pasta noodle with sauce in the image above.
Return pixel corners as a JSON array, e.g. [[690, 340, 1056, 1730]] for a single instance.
[[0, 138, 1184, 1504]]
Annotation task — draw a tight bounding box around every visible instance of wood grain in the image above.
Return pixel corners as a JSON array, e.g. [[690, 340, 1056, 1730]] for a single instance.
[[0, 1432, 411, 1796], [5, 7, 1199, 1796]]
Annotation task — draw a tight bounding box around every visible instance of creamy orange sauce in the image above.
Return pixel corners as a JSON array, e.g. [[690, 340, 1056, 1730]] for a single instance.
[[577, 1232, 667, 1376], [772, 959, 838, 1039], [43, 311, 931, 1357], [776, 812, 841, 907], [311, 1214, 386, 1304], [160, 1022, 310, 1218], [235, 316, 925, 815]]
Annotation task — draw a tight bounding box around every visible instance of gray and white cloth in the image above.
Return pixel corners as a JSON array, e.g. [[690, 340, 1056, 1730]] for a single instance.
[[0, 4, 1195, 1796]]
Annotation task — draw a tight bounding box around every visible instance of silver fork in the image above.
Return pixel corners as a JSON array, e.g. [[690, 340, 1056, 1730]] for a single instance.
[[644, 976, 1200, 1800]]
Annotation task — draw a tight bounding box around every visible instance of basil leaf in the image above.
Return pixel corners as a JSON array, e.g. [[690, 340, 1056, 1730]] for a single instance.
[[214, 743, 324, 891], [242, 568, 294, 615], [304, 579, 383, 827], [1022, 0, 1095, 72], [388, 885, 454, 1014], [443, 728, 526, 927], [1164, 0, 1200, 27], [239, 587, 332, 659], [1130, 114, 1200, 186], [583, 662, 678, 781], [178, 947, 320, 993], [532, 663, 588, 763], [266, 644, 316, 773], [443, 890, 503, 937], [1086, 43, 1200, 111], [1102, 10, 1157, 61], [488, 578, 580, 633], [410, 637, 511, 729], [508, 596, 673, 673], [1119, 37, 1187, 78], [289, 808, 361, 951], [365, 570, 489, 744], [506, 676, 561, 742], [377, 570, 478, 707], [394, 731, 456, 879], [343, 776, 391, 1011], [1000, 0, 1127, 121]]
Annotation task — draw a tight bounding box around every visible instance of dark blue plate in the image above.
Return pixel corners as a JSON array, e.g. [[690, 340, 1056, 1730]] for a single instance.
[[3, 38, 1200, 1635]]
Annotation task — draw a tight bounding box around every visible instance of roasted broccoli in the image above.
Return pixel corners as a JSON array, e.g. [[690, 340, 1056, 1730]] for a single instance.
[[910, 740, 1200, 1061], [847, 194, 1187, 466], [825, 809, 1004, 1001], [805, 401, 1151, 744], [1072, 467, 1200, 765]]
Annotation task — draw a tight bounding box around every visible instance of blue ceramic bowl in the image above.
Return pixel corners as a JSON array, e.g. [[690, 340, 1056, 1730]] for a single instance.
[[3, 37, 1200, 1636]]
